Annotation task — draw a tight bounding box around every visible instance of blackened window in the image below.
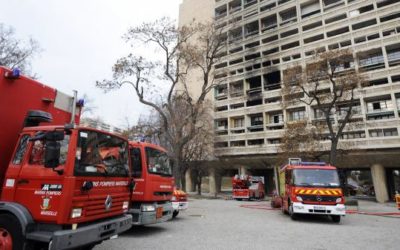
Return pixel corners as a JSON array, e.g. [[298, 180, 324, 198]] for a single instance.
[[130, 148, 142, 177]]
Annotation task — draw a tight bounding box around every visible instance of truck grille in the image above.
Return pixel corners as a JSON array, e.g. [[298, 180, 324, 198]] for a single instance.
[[72, 193, 128, 221], [300, 195, 340, 203]]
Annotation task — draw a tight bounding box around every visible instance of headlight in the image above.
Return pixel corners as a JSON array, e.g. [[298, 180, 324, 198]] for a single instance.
[[122, 201, 129, 210], [141, 204, 156, 212], [71, 208, 82, 218], [171, 196, 177, 201], [296, 196, 303, 202], [336, 198, 342, 203]]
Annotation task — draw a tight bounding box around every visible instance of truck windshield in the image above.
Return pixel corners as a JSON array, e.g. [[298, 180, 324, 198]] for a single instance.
[[146, 147, 172, 177], [75, 130, 129, 177], [293, 169, 340, 187]]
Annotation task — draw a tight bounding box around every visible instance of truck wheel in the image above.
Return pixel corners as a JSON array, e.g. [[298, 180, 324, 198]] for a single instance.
[[0, 214, 25, 250], [331, 215, 341, 223], [172, 211, 179, 218], [288, 203, 297, 220]]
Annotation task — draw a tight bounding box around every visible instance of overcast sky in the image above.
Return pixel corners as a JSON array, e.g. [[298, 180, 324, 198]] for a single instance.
[[0, 0, 182, 128]]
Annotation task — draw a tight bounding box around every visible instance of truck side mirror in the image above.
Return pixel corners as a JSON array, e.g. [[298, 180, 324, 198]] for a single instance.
[[44, 141, 61, 168], [45, 131, 65, 141]]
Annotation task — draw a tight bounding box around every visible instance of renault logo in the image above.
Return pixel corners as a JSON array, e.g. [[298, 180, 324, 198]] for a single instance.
[[316, 196, 322, 202], [105, 195, 112, 211]]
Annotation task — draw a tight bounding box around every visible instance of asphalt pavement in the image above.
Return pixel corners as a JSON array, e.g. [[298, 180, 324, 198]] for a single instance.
[[95, 199, 400, 250]]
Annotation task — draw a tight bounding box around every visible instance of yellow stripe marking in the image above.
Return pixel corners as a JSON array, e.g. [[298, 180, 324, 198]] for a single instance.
[[312, 190, 318, 195], [325, 190, 332, 195], [306, 190, 312, 194]]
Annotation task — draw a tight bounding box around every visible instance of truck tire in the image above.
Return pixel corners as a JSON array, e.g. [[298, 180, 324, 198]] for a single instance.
[[0, 214, 25, 250], [288, 203, 297, 220], [172, 211, 179, 218], [331, 215, 341, 223]]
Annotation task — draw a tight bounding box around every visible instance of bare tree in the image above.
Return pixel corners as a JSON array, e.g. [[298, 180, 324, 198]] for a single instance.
[[281, 49, 366, 166], [97, 17, 225, 187], [0, 23, 40, 77]]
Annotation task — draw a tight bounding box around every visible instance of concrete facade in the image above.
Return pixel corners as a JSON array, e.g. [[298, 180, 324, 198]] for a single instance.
[[179, 0, 400, 202]]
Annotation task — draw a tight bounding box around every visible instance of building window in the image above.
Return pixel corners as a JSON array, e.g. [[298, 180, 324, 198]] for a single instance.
[[369, 128, 398, 137], [358, 49, 385, 71], [290, 109, 306, 121], [251, 116, 263, 126], [280, 7, 297, 26], [215, 142, 228, 148], [233, 118, 244, 128], [244, 21, 259, 37], [229, 0, 242, 14], [386, 43, 400, 67], [301, 0, 321, 19], [261, 14, 278, 31], [341, 131, 366, 139], [366, 99, 393, 113], [230, 81, 244, 97], [231, 140, 246, 147], [248, 139, 264, 146], [215, 85, 228, 100]]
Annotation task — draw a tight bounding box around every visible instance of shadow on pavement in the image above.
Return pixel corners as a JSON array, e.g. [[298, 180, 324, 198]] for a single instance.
[[120, 225, 168, 237], [288, 214, 339, 224]]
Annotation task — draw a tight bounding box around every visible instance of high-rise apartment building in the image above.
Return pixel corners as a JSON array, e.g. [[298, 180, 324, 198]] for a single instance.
[[179, 0, 400, 202]]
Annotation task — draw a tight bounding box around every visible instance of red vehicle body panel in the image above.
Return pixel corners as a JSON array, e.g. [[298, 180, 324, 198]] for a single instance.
[[0, 67, 130, 225], [129, 142, 173, 203], [0, 66, 80, 184]]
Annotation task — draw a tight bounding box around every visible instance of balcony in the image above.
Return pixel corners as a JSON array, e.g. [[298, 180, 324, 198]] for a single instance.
[[215, 126, 228, 135], [264, 83, 281, 91], [358, 53, 385, 71], [366, 109, 395, 118], [230, 127, 246, 134], [247, 124, 264, 132], [387, 49, 400, 67], [266, 122, 284, 130], [230, 89, 244, 97], [215, 92, 228, 100]]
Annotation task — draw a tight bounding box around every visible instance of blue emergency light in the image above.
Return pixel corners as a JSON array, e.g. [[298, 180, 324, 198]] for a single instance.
[[77, 99, 85, 107], [4, 68, 20, 79]]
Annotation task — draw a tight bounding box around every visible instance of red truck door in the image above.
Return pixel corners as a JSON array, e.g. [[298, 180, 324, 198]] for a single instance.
[[12, 133, 66, 222], [283, 170, 292, 211]]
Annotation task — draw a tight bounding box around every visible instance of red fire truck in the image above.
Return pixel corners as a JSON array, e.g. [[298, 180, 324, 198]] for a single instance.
[[0, 67, 133, 249], [273, 159, 346, 223], [171, 188, 188, 218], [232, 175, 265, 200], [128, 141, 173, 225]]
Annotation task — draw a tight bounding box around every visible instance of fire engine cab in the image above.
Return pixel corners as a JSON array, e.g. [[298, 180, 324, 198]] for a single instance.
[[273, 159, 346, 223]]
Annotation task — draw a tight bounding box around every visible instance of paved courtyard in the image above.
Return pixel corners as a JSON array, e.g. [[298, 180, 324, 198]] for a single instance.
[[95, 199, 400, 250]]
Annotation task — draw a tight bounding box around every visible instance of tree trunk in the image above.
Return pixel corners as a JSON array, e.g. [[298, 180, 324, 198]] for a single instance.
[[329, 138, 339, 166], [197, 176, 202, 195], [173, 160, 182, 189]]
